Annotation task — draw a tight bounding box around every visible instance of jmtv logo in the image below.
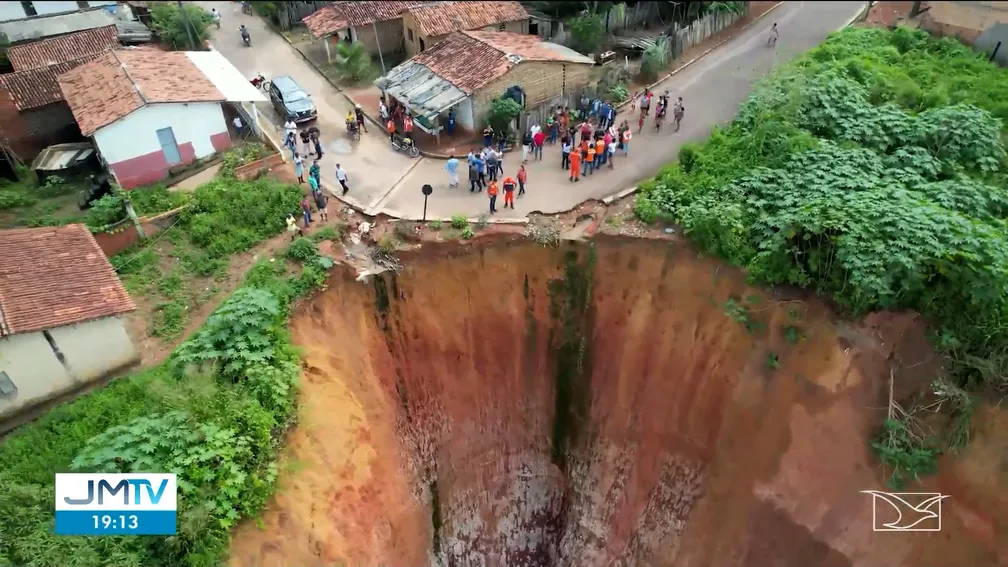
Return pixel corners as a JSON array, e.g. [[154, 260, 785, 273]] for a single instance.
[[63, 477, 170, 506]]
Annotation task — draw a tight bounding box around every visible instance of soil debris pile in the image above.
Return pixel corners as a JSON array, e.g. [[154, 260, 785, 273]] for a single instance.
[[228, 237, 1005, 567]]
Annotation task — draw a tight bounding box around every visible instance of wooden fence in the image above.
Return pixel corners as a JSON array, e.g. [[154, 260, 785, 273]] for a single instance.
[[665, 9, 745, 61]]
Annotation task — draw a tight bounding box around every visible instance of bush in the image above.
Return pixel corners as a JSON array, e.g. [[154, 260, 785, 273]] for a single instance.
[[640, 37, 670, 83], [219, 143, 272, 178], [150, 2, 213, 50], [331, 41, 378, 84], [0, 241, 330, 567], [568, 13, 605, 55], [633, 26, 1008, 481], [486, 97, 521, 139]]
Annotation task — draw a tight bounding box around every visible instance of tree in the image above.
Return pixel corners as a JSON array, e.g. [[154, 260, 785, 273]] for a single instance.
[[486, 97, 521, 138], [150, 3, 212, 50], [331, 41, 375, 84], [568, 13, 606, 55]]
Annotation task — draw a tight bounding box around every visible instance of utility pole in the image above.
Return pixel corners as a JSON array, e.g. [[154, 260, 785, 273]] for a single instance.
[[177, 0, 199, 50]]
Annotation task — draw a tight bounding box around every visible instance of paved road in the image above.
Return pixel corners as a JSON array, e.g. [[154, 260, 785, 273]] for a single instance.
[[199, 1, 418, 210], [376, 1, 866, 220]]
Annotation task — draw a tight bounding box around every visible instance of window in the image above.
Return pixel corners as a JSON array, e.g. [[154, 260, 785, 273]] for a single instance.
[[407, 28, 413, 42], [498, 23, 506, 31], [21, 1, 37, 16], [0, 371, 16, 398]]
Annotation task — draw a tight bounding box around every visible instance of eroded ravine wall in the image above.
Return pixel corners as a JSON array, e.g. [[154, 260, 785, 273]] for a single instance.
[[228, 236, 1006, 567]]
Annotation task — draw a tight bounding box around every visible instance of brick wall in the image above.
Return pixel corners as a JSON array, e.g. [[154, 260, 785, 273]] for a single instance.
[[350, 19, 406, 59], [473, 60, 596, 128], [234, 152, 285, 181], [92, 205, 189, 257]]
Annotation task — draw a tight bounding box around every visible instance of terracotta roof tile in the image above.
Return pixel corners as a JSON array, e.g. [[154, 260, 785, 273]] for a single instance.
[[464, 30, 595, 63], [59, 49, 225, 136], [0, 54, 103, 111], [7, 25, 121, 71], [412, 31, 512, 93], [408, 1, 528, 38], [410, 31, 594, 93], [0, 224, 136, 336], [304, 1, 428, 38]]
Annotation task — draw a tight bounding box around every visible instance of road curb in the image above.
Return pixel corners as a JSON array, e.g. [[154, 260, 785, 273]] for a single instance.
[[612, 1, 785, 114]]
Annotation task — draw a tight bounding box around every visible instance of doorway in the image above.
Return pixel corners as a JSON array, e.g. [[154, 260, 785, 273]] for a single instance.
[[156, 127, 182, 165]]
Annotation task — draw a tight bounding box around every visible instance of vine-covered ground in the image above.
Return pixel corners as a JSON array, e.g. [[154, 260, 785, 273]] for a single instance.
[[635, 26, 1008, 483]]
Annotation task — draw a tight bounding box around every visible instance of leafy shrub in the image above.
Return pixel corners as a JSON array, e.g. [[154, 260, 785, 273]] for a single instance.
[[286, 237, 320, 263], [150, 2, 212, 50], [376, 233, 399, 254], [0, 186, 35, 210], [330, 41, 378, 84], [85, 192, 127, 229], [632, 25, 1008, 481], [450, 214, 468, 229], [219, 143, 272, 178], [128, 184, 190, 217], [640, 37, 670, 83], [567, 13, 605, 55], [486, 97, 521, 139]]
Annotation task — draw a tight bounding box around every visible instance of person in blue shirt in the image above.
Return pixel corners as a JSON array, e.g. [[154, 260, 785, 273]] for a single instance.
[[473, 155, 485, 190], [599, 101, 611, 129], [446, 109, 456, 136], [445, 155, 459, 187]]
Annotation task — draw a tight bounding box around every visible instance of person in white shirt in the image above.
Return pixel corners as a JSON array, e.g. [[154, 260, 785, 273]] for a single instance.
[[284, 118, 297, 139], [607, 139, 618, 169], [335, 164, 349, 195], [530, 123, 540, 137], [210, 8, 220, 28], [232, 115, 243, 133], [379, 100, 389, 121]]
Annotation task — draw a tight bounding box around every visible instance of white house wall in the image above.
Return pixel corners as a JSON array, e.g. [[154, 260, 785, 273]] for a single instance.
[[0, 316, 138, 421], [94, 102, 231, 189], [456, 97, 475, 131]]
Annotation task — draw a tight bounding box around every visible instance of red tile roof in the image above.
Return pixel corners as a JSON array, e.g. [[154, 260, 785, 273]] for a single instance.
[[411, 31, 594, 93], [304, 1, 428, 38], [0, 224, 136, 336], [0, 54, 102, 111], [407, 1, 528, 38], [7, 25, 121, 71], [59, 49, 225, 136]]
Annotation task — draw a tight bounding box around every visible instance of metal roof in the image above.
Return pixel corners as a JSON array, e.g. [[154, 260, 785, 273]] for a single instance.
[[374, 61, 466, 120], [30, 142, 95, 172], [185, 49, 267, 103]]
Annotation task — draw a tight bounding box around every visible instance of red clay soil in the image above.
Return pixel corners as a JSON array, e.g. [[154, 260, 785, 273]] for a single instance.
[[227, 236, 1007, 567]]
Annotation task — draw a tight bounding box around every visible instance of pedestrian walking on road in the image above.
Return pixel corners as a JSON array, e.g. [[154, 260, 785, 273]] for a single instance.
[[585, 144, 596, 175], [300, 195, 312, 227], [487, 180, 498, 214], [594, 137, 605, 170], [379, 98, 389, 122], [315, 190, 329, 222], [354, 104, 368, 133], [284, 117, 297, 139], [468, 159, 480, 193], [309, 160, 321, 187], [284, 132, 297, 161], [521, 130, 532, 163], [308, 170, 319, 194], [502, 176, 516, 209], [299, 129, 312, 157], [335, 164, 349, 195], [483, 125, 494, 149], [561, 136, 571, 170], [517, 163, 527, 197], [608, 138, 618, 169], [622, 128, 632, 155], [569, 147, 581, 182], [486, 149, 499, 182], [674, 97, 685, 132], [533, 129, 545, 160], [445, 155, 459, 187], [494, 146, 505, 175], [476, 153, 487, 188], [294, 153, 304, 184], [311, 129, 323, 159], [286, 215, 302, 240]]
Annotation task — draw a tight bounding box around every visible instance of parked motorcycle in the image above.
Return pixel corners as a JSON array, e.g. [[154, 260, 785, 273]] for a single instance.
[[392, 134, 420, 158], [250, 73, 269, 92]]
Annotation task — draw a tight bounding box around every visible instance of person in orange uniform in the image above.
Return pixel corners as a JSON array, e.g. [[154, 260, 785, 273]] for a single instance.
[[569, 147, 581, 182], [516, 163, 527, 196], [502, 175, 517, 209], [487, 179, 499, 213], [594, 137, 606, 169], [386, 118, 396, 143], [585, 143, 596, 175]]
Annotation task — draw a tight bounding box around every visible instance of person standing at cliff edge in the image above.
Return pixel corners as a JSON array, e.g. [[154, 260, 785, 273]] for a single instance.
[[487, 179, 499, 214]]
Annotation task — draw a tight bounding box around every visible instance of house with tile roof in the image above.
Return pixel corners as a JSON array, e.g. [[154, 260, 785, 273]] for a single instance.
[[0, 25, 123, 161], [402, 1, 529, 56], [0, 224, 138, 427], [303, 1, 427, 66], [375, 30, 595, 138], [57, 48, 267, 189]]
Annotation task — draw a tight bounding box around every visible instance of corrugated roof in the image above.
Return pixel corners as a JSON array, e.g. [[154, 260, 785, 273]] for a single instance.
[[374, 61, 466, 119], [0, 6, 118, 44], [396, 31, 593, 94], [0, 224, 136, 336], [407, 1, 528, 38], [60, 49, 226, 136], [303, 1, 428, 38], [0, 54, 102, 111], [7, 25, 121, 71]]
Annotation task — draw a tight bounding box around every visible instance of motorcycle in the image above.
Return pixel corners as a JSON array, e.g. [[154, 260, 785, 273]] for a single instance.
[[346, 120, 361, 141], [241, 2, 252, 15], [392, 134, 420, 158], [250, 74, 269, 92], [242, 33, 251, 47]]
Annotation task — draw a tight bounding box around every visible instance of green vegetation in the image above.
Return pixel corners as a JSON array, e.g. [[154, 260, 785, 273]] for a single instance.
[[486, 97, 521, 140], [0, 234, 330, 567], [150, 2, 213, 50], [450, 214, 469, 230], [567, 13, 605, 55], [111, 172, 302, 341], [328, 41, 379, 85], [636, 26, 1008, 483]]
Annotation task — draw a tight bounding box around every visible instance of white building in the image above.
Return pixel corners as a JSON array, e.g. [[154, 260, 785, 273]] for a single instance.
[[0, 224, 138, 429], [58, 47, 266, 189], [0, 1, 116, 22]]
